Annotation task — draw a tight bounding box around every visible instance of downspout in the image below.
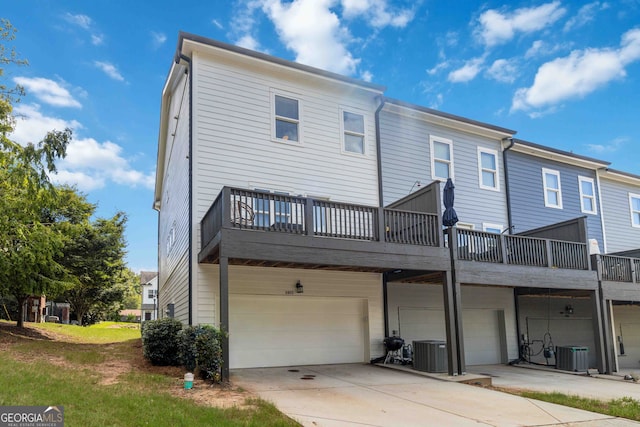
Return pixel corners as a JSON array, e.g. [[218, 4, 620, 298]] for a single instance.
[[502, 137, 515, 232], [178, 53, 194, 326], [374, 96, 389, 338]]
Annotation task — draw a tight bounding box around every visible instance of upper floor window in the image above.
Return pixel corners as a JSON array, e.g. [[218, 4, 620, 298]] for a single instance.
[[342, 110, 365, 154], [148, 289, 156, 299], [630, 193, 640, 228], [478, 148, 499, 191], [542, 168, 562, 209], [273, 93, 300, 143], [430, 136, 453, 180], [578, 176, 597, 214]]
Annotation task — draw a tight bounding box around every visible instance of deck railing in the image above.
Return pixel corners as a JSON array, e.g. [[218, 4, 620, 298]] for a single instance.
[[452, 228, 589, 270], [200, 187, 441, 250], [599, 254, 639, 283]]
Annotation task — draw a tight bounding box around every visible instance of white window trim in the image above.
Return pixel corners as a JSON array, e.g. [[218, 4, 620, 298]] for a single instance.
[[340, 107, 366, 156], [578, 176, 597, 215], [630, 192, 640, 228], [456, 222, 474, 230], [542, 168, 563, 209], [477, 147, 500, 191], [430, 136, 454, 181], [483, 223, 504, 234], [270, 89, 303, 145]]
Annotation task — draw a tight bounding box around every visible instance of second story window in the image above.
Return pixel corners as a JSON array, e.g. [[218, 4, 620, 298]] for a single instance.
[[542, 168, 562, 209], [274, 94, 299, 142], [342, 110, 365, 154], [478, 148, 499, 190], [578, 176, 597, 214], [630, 193, 640, 228], [430, 136, 453, 180]]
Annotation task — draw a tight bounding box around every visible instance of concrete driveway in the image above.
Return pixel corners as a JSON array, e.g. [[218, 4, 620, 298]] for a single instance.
[[468, 364, 640, 401], [231, 364, 638, 426]]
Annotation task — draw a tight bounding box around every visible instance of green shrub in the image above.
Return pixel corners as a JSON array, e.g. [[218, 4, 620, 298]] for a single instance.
[[141, 318, 183, 366], [194, 326, 224, 382], [178, 325, 224, 382]]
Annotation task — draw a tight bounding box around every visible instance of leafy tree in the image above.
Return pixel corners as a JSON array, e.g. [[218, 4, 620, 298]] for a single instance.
[[120, 268, 142, 310], [0, 20, 75, 327], [60, 213, 129, 325]]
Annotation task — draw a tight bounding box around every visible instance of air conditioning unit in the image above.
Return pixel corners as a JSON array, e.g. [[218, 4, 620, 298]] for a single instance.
[[413, 340, 447, 373], [556, 346, 589, 372]]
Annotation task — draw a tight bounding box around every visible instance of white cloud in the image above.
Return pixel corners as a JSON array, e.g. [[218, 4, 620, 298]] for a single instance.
[[341, 0, 415, 28], [261, 0, 359, 75], [151, 31, 167, 49], [51, 170, 105, 192], [212, 19, 224, 30], [13, 77, 82, 108], [94, 61, 125, 82], [475, 1, 566, 47], [564, 2, 609, 32], [63, 12, 104, 46], [91, 34, 105, 45], [587, 136, 627, 153], [427, 60, 449, 75], [236, 34, 260, 50], [10, 104, 154, 191], [512, 28, 640, 114], [64, 13, 92, 30], [11, 104, 81, 145], [447, 57, 485, 83], [360, 70, 373, 82], [486, 59, 518, 83]]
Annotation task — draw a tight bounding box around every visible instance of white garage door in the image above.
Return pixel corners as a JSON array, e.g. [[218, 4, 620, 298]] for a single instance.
[[463, 309, 501, 365], [398, 308, 503, 365], [229, 295, 366, 369]]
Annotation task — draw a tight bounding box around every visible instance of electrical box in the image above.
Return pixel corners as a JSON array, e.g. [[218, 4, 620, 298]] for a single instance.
[[556, 346, 589, 372], [413, 340, 447, 373]]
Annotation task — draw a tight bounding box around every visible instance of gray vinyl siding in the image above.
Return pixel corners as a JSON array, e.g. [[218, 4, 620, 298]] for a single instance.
[[157, 72, 191, 324], [507, 151, 604, 248], [600, 177, 640, 253], [380, 109, 508, 230]]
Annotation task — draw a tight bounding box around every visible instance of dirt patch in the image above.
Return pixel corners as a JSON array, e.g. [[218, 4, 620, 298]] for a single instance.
[[0, 321, 256, 409]]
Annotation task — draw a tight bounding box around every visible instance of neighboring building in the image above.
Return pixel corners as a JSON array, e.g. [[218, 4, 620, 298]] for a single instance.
[[154, 32, 639, 378], [45, 301, 70, 324], [140, 271, 158, 322], [23, 295, 46, 323], [118, 309, 142, 323], [595, 169, 640, 370]]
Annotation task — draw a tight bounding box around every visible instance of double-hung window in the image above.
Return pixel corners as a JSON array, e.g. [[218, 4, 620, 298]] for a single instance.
[[273, 93, 300, 142], [578, 176, 597, 214], [630, 193, 640, 228], [478, 148, 499, 190], [542, 168, 563, 209], [430, 136, 453, 180], [342, 110, 365, 154]]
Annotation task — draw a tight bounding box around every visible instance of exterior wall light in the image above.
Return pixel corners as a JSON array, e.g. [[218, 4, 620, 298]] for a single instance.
[[295, 280, 304, 293]]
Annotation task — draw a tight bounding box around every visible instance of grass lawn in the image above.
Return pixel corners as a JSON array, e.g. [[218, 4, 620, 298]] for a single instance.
[[503, 389, 640, 422], [0, 320, 299, 427]]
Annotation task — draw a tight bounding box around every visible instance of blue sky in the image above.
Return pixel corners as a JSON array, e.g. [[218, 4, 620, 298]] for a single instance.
[[4, 1, 640, 272]]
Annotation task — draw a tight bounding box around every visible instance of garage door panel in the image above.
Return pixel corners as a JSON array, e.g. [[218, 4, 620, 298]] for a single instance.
[[230, 295, 366, 368]]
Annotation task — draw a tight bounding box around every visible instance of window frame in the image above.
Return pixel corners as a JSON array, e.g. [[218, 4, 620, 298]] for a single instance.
[[542, 168, 563, 209], [630, 193, 640, 228], [340, 107, 366, 155], [482, 223, 504, 234], [430, 136, 454, 181], [477, 147, 500, 191], [578, 176, 597, 215], [271, 90, 302, 145]]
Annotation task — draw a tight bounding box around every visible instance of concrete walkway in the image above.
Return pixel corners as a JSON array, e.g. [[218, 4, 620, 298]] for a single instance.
[[232, 364, 639, 426]]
